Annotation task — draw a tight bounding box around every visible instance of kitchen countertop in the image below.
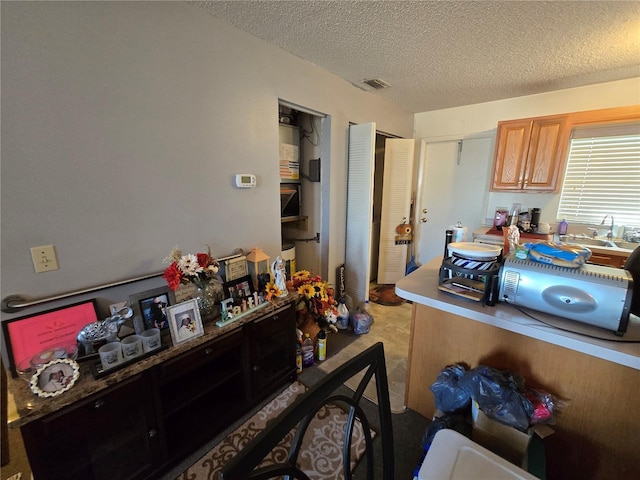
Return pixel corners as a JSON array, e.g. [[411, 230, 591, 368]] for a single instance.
[[396, 258, 640, 370], [473, 226, 636, 257], [7, 294, 297, 428]]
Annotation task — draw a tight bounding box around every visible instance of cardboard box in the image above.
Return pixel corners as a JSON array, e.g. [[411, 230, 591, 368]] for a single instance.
[[471, 401, 532, 469]]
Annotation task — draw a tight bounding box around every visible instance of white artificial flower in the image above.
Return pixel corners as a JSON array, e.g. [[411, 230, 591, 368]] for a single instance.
[[178, 254, 203, 276], [205, 264, 219, 275]]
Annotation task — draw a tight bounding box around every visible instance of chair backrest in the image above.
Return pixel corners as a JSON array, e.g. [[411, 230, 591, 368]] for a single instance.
[[219, 341, 394, 480]]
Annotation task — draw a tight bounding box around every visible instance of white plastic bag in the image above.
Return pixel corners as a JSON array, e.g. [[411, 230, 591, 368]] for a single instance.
[[350, 307, 374, 335]]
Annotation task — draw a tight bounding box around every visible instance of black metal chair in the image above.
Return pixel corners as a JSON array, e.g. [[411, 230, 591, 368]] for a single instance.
[[219, 341, 394, 480]]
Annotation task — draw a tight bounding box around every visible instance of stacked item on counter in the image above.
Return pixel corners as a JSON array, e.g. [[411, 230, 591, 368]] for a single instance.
[[438, 241, 502, 305]]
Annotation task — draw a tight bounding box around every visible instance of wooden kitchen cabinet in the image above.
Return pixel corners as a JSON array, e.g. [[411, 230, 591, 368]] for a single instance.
[[491, 114, 570, 192], [21, 373, 162, 480], [587, 250, 630, 268]]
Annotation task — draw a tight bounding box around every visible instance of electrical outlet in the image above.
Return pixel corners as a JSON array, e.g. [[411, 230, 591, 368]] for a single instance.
[[30, 245, 59, 273]]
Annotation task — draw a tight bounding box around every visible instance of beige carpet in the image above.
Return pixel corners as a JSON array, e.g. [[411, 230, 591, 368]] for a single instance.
[[176, 381, 373, 480], [318, 300, 412, 413]]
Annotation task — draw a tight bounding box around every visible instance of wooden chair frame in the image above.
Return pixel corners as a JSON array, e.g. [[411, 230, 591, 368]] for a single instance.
[[219, 341, 394, 480]]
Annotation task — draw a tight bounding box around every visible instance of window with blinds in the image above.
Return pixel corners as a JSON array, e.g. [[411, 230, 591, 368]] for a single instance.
[[557, 123, 640, 228]]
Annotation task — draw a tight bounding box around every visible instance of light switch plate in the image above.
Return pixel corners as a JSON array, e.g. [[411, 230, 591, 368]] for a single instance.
[[30, 245, 59, 273]]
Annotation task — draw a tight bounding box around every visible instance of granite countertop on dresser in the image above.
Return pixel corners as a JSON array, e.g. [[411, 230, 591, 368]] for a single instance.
[[7, 294, 297, 428], [396, 258, 640, 370]]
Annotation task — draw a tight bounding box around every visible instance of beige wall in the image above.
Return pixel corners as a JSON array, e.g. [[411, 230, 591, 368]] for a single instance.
[[413, 78, 640, 227], [0, 1, 413, 329]]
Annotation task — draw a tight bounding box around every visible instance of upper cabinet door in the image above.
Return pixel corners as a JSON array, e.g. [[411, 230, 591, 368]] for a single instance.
[[491, 119, 532, 190], [490, 114, 569, 192], [523, 115, 570, 191]]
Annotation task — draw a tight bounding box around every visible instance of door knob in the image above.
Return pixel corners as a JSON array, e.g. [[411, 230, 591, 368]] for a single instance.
[[420, 218, 428, 223], [422, 208, 428, 214]]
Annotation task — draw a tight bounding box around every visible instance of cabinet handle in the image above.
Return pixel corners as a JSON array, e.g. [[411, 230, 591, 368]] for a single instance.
[[94, 399, 106, 409], [148, 429, 158, 439], [253, 365, 259, 372], [204, 348, 213, 355], [271, 315, 278, 321]]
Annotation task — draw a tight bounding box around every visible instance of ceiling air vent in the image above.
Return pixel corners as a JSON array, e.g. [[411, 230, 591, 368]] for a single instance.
[[362, 78, 391, 90]]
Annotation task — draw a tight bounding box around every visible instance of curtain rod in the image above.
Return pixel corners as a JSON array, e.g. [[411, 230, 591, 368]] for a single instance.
[[1, 271, 164, 313]]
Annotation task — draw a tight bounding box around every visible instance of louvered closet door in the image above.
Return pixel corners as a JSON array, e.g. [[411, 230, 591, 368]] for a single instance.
[[377, 139, 415, 284], [345, 123, 376, 307]]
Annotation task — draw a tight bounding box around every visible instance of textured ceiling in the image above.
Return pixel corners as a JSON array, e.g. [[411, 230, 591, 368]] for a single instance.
[[193, 0, 640, 113]]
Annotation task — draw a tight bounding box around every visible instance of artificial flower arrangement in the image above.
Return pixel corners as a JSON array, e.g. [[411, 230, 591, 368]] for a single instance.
[[291, 270, 339, 332], [264, 281, 283, 300], [162, 245, 220, 291]]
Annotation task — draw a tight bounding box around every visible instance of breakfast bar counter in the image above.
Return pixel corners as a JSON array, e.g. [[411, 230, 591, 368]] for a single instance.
[[396, 258, 640, 480]]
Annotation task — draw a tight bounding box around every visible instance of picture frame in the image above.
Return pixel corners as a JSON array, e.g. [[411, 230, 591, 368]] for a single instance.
[[129, 287, 175, 331], [217, 253, 247, 283], [223, 274, 255, 303], [2, 299, 99, 378], [166, 299, 204, 346], [29, 358, 80, 398]]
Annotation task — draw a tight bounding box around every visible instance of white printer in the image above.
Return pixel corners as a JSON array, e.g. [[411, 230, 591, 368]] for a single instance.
[[498, 256, 634, 335]]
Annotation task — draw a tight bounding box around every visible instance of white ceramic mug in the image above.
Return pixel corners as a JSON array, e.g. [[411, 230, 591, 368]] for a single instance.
[[98, 342, 123, 370], [141, 328, 161, 353], [121, 335, 142, 359]]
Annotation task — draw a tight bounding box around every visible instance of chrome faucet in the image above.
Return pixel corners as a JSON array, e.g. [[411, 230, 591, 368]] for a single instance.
[[600, 214, 615, 240]]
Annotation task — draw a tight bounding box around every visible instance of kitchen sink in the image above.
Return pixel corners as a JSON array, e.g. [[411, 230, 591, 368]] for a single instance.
[[558, 236, 639, 251], [558, 236, 616, 247], [613, 241, 640, 250]]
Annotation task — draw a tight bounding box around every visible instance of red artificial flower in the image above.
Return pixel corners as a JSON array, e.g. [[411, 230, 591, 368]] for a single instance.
[[196, 253, 210, 268], [163, 262, 182, 291]]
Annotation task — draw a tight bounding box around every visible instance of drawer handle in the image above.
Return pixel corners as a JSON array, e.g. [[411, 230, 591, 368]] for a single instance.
[[94, 399, 106, 409], [204, 348, 213, 355], [148, 429, 158, 439]]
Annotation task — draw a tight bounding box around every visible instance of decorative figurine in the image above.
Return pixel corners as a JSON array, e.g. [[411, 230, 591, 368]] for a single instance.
[[271, 256, 288, 297]]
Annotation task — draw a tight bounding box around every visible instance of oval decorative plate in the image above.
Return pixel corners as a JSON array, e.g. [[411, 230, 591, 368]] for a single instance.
[[447, 242, 502, 259], [29, 358, 80, 398]]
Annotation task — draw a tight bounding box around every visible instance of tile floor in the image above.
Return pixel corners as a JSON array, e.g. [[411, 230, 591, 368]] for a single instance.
[[318, 297, 412, 413]]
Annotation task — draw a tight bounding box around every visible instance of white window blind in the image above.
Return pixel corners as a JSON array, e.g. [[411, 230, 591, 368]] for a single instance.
[[557, 124, 640, 227]]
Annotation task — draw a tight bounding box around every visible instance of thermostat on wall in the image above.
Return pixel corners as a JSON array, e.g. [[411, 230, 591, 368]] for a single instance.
[[234, 174, 256, 188]]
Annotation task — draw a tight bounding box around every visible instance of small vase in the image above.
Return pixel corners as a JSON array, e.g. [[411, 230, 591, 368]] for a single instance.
[[192, 281, 221, 323]]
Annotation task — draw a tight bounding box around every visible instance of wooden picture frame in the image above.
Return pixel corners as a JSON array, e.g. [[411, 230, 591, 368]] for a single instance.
[[29, 358, 80, 398], [129, 287, 175, 331], [166, 299, 204, 346]]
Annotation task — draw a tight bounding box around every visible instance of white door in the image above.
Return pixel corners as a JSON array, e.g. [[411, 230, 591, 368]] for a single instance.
[[377, 138, 415, 284], [345, 123, 376, 306], [414, 136, 494, 266]]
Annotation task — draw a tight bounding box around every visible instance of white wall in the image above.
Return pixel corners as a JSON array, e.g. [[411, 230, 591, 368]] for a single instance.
[[414, 78, 640, 229], [0, 2, 413, 324]]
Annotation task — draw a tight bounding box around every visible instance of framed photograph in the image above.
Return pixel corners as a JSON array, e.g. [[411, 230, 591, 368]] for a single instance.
[[223, 275, 255, 303], [29, 358, 80, 398], [166, 299, 204, 346], [129, 287, 175, 331], [2, 299, 99, 377]]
